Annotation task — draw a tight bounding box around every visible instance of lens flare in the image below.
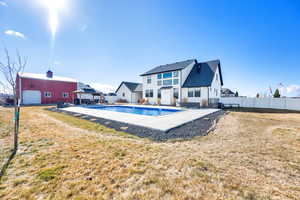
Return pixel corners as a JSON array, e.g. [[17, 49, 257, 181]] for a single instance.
[[39, 0, 67, 39]]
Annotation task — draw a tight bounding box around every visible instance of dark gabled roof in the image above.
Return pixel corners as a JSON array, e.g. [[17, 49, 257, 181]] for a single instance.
[[140, 59, 196, 76], [182, 60, 223, 88], [115, 81, 142, 93], [221, 88, 234, 95]]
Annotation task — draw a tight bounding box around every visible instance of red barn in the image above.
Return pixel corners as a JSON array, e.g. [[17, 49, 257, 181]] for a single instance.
[[16, 71, 77, 105]]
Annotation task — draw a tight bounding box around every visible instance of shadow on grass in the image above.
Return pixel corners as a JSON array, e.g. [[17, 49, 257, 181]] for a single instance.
[[0, 149, 16, 182], [225, 107, 300, 114]]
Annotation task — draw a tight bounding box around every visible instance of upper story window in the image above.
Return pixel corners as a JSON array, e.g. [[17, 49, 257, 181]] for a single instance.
[[173, 71, 179, 77], [157, 80, 162, 86], [216, 74, 218, 81], [163, 79, 172, 86], [157, 73, 162, 79], [173, 79, 179, 85], [147, 76, 151, 84], [163, 72, 172, 79], [122, 92, 125, 97], [44, 91, 52, 98], [62, 92, 69, 98], [195, 89, 201, 97]]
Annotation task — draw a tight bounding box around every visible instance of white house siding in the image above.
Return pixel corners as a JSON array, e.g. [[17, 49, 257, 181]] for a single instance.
[[142, 66, 193, 104], [209, 67, 221, 99], [116, 84, 132, 103], [116, 84, 141, 103], [181, 87, 209, 106]]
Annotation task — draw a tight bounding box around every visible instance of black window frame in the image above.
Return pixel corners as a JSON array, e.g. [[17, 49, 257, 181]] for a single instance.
[[188, 89, 194, 97], [195, 89, 201, 97]]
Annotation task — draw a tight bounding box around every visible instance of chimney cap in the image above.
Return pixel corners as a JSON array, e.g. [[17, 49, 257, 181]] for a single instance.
[[46, 70, 53, 78]]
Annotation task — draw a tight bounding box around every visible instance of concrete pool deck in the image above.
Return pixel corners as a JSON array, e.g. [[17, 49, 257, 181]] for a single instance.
[[61, 105, 220, 132]]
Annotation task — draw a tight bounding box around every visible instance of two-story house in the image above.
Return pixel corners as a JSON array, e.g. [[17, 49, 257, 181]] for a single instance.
[[140, 59, 223, 107]]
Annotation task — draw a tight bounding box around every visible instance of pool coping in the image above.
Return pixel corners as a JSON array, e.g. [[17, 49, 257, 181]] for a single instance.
[[47, 107, 226, 141], [59, 105, 220, 132]]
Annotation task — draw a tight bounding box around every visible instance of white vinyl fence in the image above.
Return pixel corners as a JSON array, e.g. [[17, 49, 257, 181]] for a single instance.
[[220, 97, 300, 111]]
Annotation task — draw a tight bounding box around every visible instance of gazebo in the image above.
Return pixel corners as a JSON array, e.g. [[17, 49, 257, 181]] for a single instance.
[[73, 89, 103, 104]]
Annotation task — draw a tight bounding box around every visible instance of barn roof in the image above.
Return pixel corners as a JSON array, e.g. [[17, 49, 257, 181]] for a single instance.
[[18, 72, 77, 83]]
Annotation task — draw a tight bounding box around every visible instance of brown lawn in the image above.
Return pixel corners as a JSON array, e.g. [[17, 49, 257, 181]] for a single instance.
[[0, 106, 299, 200]]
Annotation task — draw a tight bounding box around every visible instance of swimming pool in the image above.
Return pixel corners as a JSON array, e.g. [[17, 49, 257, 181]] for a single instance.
[[85, 105, 181, 116]]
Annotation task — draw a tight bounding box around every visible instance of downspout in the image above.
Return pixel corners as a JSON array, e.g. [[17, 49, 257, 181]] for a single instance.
[[207, 86, 210, 107], [180, 70, 182, 104]]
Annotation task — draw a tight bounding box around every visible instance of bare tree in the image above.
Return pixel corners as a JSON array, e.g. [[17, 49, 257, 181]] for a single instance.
[[0, 48, 27, 152]]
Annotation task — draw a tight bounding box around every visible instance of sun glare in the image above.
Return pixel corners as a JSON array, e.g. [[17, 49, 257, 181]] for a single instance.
[[38, 0, 68, 39]]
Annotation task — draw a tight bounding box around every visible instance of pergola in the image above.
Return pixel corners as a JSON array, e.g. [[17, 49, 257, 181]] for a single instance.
[[73, 89, 103, 104]]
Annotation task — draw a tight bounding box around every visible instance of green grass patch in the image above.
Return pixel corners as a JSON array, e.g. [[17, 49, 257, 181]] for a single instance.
[[38, 165, 67, 182]]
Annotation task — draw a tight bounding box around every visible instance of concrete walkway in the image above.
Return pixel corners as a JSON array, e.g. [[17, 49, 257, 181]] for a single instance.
[[61, 105, 219, 132]]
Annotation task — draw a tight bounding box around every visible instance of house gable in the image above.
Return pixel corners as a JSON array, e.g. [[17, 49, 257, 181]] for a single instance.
[[182, 60, 223, 88]]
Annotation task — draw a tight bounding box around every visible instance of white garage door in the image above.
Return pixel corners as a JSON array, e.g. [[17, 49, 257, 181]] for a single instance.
[[22, 90, 41, 105]]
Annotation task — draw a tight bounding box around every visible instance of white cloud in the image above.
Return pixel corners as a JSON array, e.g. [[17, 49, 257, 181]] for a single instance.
[[4, 30, 26, 39], [279, 84, 300, 97], [79, 24, 88, 32], [0, 1, 7, 6], [90, 83, 116, 94]]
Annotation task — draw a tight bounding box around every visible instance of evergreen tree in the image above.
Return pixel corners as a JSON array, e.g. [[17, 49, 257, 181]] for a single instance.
[[273, 89, 281, 98]]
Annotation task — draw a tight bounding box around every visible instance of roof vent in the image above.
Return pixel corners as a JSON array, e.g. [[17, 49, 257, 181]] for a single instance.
[[46, 70, 53, 78]]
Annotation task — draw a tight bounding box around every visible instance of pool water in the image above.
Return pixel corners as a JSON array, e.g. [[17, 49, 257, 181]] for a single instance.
[[86, 105, 181, 116]]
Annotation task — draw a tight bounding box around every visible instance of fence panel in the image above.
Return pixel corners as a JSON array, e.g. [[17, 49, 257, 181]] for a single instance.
[[220, 97, 300, 111]]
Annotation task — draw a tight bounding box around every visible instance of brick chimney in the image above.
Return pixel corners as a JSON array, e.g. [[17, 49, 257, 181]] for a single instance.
[[46, 70, 53, 78]]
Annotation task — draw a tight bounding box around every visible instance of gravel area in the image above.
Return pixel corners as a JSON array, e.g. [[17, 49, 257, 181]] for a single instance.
[[48, 108, 226, 141]]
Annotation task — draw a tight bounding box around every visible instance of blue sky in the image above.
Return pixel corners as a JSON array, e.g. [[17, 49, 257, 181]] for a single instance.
[[0, 0, 300, 96]]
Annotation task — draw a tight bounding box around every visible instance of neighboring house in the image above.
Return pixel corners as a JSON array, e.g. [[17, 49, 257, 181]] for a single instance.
[[115, 81, 143, 103], [221, 88, 235, 97], [104, 93, 118, 104], [16, 70, 77, 105], [140, 59, 223, 106]]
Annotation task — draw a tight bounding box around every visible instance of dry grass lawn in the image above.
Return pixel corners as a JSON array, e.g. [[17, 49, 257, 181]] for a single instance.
[[0, 106, 299, 200]]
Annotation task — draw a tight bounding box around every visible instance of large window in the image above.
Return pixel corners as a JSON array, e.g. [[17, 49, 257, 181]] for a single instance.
[[157, 73, 162, 79], [195, 89, 201, 97], [44, 91, 52, 98], [157, 80, 162, 86], [163, 72, 172, 79], [163, 79, 172, 86], [173, 71, 179, 77], [145, 89, 153, 97], [147, 76, 151, 84], [188, 89, 194, 97], [173, 88, 179, 99], [173, 79, 179, 85]]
